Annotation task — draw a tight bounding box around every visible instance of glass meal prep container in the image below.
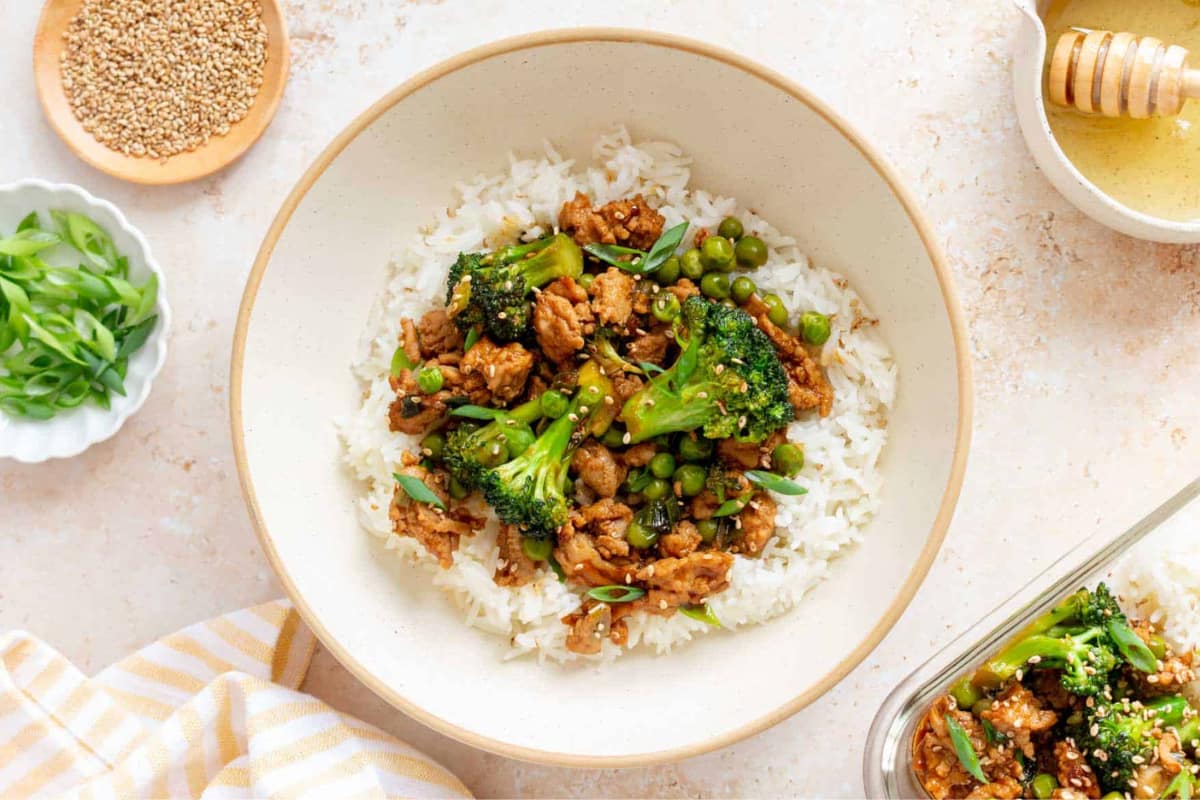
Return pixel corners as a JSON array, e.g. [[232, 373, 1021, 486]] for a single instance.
[[865, 478, 1200, 798]]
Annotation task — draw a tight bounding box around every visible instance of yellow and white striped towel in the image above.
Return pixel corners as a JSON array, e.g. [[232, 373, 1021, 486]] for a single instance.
[[0, 600, 472, 799]]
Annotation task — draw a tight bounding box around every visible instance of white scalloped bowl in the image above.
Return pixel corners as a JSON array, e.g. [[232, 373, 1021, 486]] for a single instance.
[[0, 181, 170, 463]]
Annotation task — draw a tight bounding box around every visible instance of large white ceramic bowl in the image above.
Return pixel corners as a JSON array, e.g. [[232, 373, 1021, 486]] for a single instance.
[[1011, 0, 1200, 243], [0, 180, 170, 463], [233, 30, 972, 765]]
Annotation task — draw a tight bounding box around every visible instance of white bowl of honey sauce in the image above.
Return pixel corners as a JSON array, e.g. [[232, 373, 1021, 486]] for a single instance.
[[1013, 0, 1200, 243]]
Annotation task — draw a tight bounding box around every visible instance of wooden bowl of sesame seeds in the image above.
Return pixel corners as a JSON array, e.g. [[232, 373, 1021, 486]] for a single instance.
[[32, 0, 289, 185]]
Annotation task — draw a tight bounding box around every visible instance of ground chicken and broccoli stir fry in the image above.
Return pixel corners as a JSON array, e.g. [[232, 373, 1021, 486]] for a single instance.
[[383, 193, 835, 654], [914, 585, 1200, 800]]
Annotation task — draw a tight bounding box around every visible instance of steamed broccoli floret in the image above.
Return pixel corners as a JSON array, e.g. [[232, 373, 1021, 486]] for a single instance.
[[479, 361, 614, 539], [620, 296, 791, 443], [951, 584, 1158, 708], [445, 233, 582, 341], [1077, 695, 1192, 793], [981, 628, 1117, 696], [592, 327, 644, 376], [950, 591, 1129, 709], [443, 398, 543, 489]]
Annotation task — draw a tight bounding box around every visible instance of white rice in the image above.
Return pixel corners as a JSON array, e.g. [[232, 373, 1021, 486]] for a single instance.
[[336, 128, 897, 662], [1109, 518, 1200, 700]]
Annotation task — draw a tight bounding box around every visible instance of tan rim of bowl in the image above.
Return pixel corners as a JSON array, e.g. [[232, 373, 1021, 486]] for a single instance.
[[32, 0, 290, 186], [230, 28, 974, 767]]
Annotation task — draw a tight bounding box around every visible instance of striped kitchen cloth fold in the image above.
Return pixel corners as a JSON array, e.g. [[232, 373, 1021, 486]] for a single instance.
[[0, 600, 471, 799]]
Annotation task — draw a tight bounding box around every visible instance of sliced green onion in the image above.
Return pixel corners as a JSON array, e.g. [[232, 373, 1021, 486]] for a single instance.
[[393, 472, 446, 511], [0, 211, 158, 420], [116, 316, 157, 359], [944, 714, 987, 783], [680, 604, 721, 627], [463, 325, 481, 353], [1107, 619, 1158, 673], [449, 404, 504, 421], [638, 361, 665, 375], [548, 556, 567, 582], [713, 492, 752, 518], [583, 242, 646, 271], [745, 470, 808, 496], [638, 222, 689, 275], [625, 468, 653, 493], [586, 585, 646, 603]]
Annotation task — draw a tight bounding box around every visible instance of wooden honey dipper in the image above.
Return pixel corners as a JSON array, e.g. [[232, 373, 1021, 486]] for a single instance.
[[1048, 29, 1200, 118]]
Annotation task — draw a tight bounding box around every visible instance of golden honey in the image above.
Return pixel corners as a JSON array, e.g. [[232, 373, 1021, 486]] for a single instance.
[[1043, 0, 1200, 221]]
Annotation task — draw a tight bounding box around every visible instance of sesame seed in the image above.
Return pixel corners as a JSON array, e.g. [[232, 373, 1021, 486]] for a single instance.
[[498, 312, 508, 320], [1027, 655, 1043, 665], [658, 600, 668, 610], [696, 391, 709, 400], [579, 405, 589, 415], [622, 432, 632, 444], [568, 413, 579, 423], [604, 395, 614, 405], [59, 0, 269, 159]]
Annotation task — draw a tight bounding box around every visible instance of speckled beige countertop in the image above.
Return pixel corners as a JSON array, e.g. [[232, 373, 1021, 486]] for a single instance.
[[3, 1, 1199, 797]]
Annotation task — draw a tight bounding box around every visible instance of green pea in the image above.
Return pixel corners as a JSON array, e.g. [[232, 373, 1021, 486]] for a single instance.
[[799, 311, 832, 345], [731, 276, 756, 304], [696, 519, 719, 543], [1031, 774, 1058, 800], [700, 272, 730, 300], [674, 464, 707, 497], [578, 273, 596, 291], [601, 426, 627, 449], [762, 293, 789, 327], [474, 439, 509, 468], [504, 427, 536, 459], [701, 235, 735, 272], [950, 682, 982, 711], [649, 452, 676, 479], [970, 699, 993, 716], [680, 248, 705, 281], [540, 389, 569, 419], [419, 432, 445, 460], [717, 216, 744, 241], [655, 255, 681, 285], [416, 365, 444, 394], [627, 520, 659, 550], [522, 536, 553, 561], [734, 235, 768, 269], [679, 434, 713, 462], [643, 478, 671, 501], [651, 292, 681, 323], [771, 443, 804, 477], [448, 476, 469, 500]]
